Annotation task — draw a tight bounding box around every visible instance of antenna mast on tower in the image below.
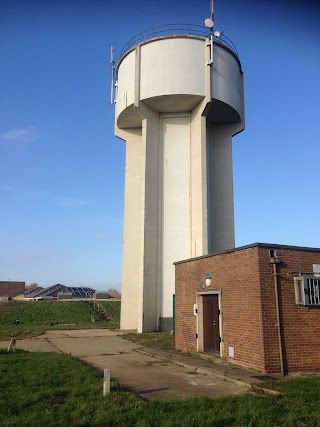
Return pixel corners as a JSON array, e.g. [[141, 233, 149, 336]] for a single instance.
[[205, 0, 221, 65], [210, 0, 214, 22], [205, 0, 214, 31], [110, 46, 117, 104]]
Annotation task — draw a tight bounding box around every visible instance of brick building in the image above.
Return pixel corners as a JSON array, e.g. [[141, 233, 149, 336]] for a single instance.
[[174, 243, 320, 374], [0, 281, 25, 299]]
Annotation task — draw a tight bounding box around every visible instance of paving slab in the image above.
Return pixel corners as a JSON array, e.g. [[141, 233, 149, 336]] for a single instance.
[[83, 351, 249, 400], [33, 329, 126, 338], [0, 337, 59, 353], [0, 330, 250, 400], [47, 336, 139, 357], [138, 348, 281, 386]]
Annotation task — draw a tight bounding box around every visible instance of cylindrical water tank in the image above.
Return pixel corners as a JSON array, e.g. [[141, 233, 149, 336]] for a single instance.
[[116, 35, 243, 128]]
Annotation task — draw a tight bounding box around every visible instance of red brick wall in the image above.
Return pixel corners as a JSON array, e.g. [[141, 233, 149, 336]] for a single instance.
[[175, 246, 266, 371], [257, 247, 320, 373], [175, 244, 320, 373], [0, 281, 25, 298], [175, 260, 198, 353]]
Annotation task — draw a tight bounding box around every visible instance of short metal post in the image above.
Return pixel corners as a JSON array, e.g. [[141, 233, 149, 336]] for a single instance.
[[103, 368, 110, 396], [7, 338, 16, 352]]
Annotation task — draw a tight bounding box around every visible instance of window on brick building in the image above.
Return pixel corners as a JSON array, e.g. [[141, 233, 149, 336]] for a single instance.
[[297, 276, 320, 306]]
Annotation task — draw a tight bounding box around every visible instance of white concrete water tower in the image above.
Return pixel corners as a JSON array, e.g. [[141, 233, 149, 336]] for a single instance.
[[114, 19, 244, 332]]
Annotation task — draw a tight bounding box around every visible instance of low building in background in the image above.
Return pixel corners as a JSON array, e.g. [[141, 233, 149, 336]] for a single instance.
[[24, 286, 44, 298], [0, 281, 25, 300], [24, 284, 96, 300], [57, 292, 73, 300], [94, 292, 111, 300]]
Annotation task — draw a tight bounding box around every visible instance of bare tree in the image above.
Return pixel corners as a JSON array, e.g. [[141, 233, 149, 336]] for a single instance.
[[25, 282, 39, 291], [106, 288, 121, 299]]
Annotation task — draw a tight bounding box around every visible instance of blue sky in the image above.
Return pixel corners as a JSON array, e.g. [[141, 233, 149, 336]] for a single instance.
[[1, 0, 319, 290]]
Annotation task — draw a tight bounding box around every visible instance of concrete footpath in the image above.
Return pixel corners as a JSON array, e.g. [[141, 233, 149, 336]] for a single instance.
[[0, 330, 278, 401]]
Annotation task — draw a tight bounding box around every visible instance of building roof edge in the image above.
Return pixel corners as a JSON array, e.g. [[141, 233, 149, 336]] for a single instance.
[[173, 242, 320, 265]]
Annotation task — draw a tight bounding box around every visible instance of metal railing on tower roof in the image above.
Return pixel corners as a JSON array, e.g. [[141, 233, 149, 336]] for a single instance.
[[119, 23, 238, 59]]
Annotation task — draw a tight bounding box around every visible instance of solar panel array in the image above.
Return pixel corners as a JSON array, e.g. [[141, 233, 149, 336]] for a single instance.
[[64, 287, 96, 298]]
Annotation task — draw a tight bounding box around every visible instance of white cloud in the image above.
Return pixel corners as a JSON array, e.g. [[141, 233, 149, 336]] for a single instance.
[[14, 188, 47, 200], [55, 196, 88, 207], [0, 185, 13, 192], [17, 252, 35, 261], [94, 232, 108, 240], [0, 186, 47, 200], [0, 126, 39, 143]]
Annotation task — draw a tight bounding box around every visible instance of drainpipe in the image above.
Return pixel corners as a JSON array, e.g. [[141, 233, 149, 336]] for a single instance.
[[269, 254, 284, 376]]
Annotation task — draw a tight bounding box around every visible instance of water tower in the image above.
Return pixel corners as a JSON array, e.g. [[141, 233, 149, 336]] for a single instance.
[[113, 6, 244, 332]]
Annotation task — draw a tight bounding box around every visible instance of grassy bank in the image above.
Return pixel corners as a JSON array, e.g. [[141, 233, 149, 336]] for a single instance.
[[1, 350, 320, 426], [97, 300, 121, 325], [0, 300, 120, 340], [123, 332, 175, 350]]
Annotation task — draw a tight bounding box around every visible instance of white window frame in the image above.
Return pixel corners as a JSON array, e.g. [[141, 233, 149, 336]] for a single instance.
[[294, 276, 320, 306]]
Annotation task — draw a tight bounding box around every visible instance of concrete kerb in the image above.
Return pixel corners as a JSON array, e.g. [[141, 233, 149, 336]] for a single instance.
[[135, 348, 251, 389], [134, 348, 281, 396]]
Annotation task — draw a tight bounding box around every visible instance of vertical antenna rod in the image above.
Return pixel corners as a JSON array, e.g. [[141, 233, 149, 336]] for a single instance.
[[206, 0, 215, 65], [110, 46, 117, 104], [210, 0, 214, 21]]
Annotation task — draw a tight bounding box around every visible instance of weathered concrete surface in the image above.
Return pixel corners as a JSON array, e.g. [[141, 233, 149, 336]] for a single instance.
[[82, 351, 248, 400], [0, 330, 250, 400]]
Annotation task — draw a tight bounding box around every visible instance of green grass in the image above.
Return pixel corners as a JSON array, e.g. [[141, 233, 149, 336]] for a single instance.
[[97, 300, 121, 324], [123, 332, 175, 350], [1, 350, 320, 426], [0, 300, 120, 340]]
